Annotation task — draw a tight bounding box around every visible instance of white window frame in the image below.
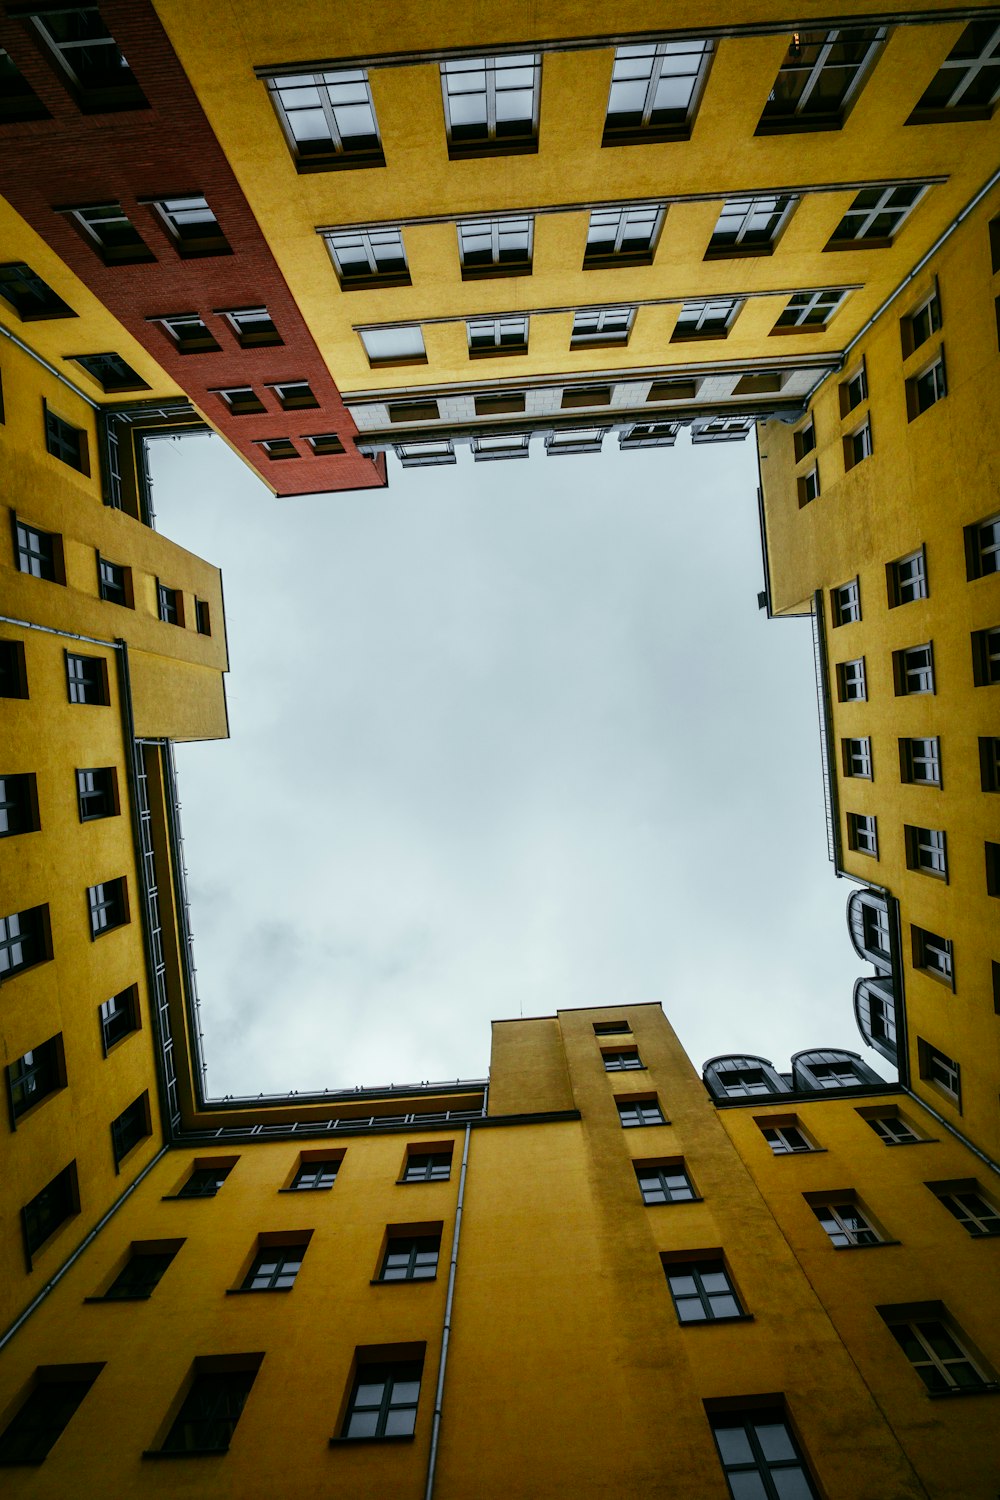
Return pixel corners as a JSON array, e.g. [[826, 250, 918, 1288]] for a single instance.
[[570, 306, 635, 345], [830, 184, 929, 244], [440, 54, 540, 152], [604, 40, 714, 137], [265, 70, 382, 164], [707, 193, 798, 254], [674, 297, 743, 336], [585, 206, 664, 262], [325, 228, 408, 286], [359, 325, 426, 365]]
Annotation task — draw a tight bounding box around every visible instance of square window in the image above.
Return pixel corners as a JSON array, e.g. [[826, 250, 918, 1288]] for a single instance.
[[709, 1406, 819, 1498], [797, 466, 820, 506], [0, 905, 50, 978], [847, 812, 878, 857], [472, 434, 530, 462], [0, 46, 48, 123], [241, 1240, 308, 1291], [340, 1353, 423, 1440], [907, 22, 1000, 122], [87, 878, 128, 938], [775, 289, 848, 331], [0, 640, 28, 699], [7, 1035, 64, 1120], [604, 41, 713, 143], [831, 578, 861, 625], [157, 584, 184, 626], [966, 512, 1000, 580], [0, 773, 39, 836], [44, 408, 88, 473], [67, 205, 153, 266], [756, 26, 886, 132], [893, 644, 935, 696], [22, 1163, 78, 1261], [0, 262, 74, 320], [77, 767, 118, 822], [325, 227, 409, 288], [571, 307, 635, 345], [153, 195, 229, 256], [97, 557, 132, 607], [793, 418, 816, 459], [906, 354, 947, 419], [981, 737, 1000, 791], [880, 1304, 995, 1393], [457, 216, 533, 278], [843, 417, 873, 469], [378, 1231, 441, 1281], [474, 393, 526, 417], [635, 1161, 696, 1204], [972, 626, 1000, 686], [288, 1156, 341, 1191], [100, 1243, 181, 1299], [757, 1118, 817, 1155], [174, 1162, 235, 1199], [0, 1365, 100, 1465], [217, 387, 265, 416], [616, 1096, 665, 1128], [160, 1358, 261, 1453], [271, 381, 318, 411], [153, 314, 220, 355], [929, 1181, 1000, 1237], [388, 400, 440, 426], [561, 386, 612, 410], [402, 1150, 451, 1183], [441, 55, 540, 157], [584, 206, 664, 267], [828, 184, 928, 248], [220, 307, 282, 347], [912, 927, 954, 986], [904, 825, 947, 879], [810, 1195, 884, 1247], [901, 287, 942, 356], [647, 379, 698, 403], [467, 316, 529, 356], [99, 986, 139, 1053], [306, 434, 346, 456], [111, 1092, 150, 1166], [706, 194, 797, 257], [887, 547, 928, 606], [918, 1039, 960, 1099], [841, 737, 872, 778], [360, 326, 426, 366], [864, 1112, 922, 1146], [31, 9, 145, 111], [836, 657, 866, 701], [672, 297, 742, 339], [664, 1257, 744, 1322], [259, 438, 299, 461], [266, 70, 383, 170], [899, 738, 941, 787], [603, 1048, 643, 1072]]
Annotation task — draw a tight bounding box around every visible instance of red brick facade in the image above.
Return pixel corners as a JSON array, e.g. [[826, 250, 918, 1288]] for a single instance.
[[0, 0, 386, 497]]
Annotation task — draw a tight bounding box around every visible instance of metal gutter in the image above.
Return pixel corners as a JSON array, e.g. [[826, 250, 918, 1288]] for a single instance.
[[811, 590, 842, 868], [425, 1122, 471, 1500], [0, 320, 100, 408], [901, 1088, 1000, 1179]]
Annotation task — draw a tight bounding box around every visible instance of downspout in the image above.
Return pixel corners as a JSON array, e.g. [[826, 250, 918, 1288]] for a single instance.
[[901, 1089, 1000, 1180], [0, 321, 100, 407], [424, 1121, 472, 1500]]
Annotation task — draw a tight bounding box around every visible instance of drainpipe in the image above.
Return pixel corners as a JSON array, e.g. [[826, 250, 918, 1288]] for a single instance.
[[424, 1121, 471, 1500]]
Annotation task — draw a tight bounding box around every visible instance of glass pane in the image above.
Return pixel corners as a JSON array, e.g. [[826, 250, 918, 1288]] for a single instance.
[[772, 1468, 815, 1500], [384, 1406, 417, 1436], [715, 1426, 755, 1465], [346, 1409, 379, 1438], [755, 1422, 796, 1462], [729, 1472, 769, 1499]]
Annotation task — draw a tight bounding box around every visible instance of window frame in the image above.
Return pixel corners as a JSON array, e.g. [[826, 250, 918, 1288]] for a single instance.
[[831, 577, 861, 626], [709, 1406, 820, 1499], [0, 905, 51, 980], [99, 986, 140, 1055], [6, 1034, 65, 1126], [324, 227, 410, 290], [899, 737, 942, 787], [338, 1355, 423, 1441], [377, 1231, 441, 1282], [842, 737, 873, 779], [30, 9, 146, 113], [887, 546, 928, 606], [467, 314, 530, 357], [265, 70, 384, 171], [846, 812, 878, 858], [150, 194, 230, 258], [65, 203, 154, 266], [584, 205, 665, 269], [810, 1196, 885, 1247], [827, 183, 929, 249], [603, 39, 714, 145], [705, 193, 798, 259], [87, 878, 129, 939], [635, 1161, 698, 1205], [616, 1096, 666, 1128], [972, 626, 1000, 687], [664, 1256, 747, 1323], [836, 657, 867, 702], [906, 352, 947, 420], [756, 26, 888, 134], [880, 1305, 997, 1394], [111, 1092, 151, 1168], [911, 927, 955, 989], [0, 261, 74, 321], [918, 1039, 961, 1101], [0, 773, 40, 838], [904, 824, 948, 880], [440, 54, 541, 159], [907, 22, 1000, 124], [672, 296, 743, 340], [894, 643, 935, 696], [774, 288, 848, 332], [97, 556, 133, 608], [457, 215, 533, 279]]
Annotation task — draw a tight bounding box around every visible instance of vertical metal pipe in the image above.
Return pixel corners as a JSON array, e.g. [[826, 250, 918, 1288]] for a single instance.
[[424, 1121, 472, 1500]]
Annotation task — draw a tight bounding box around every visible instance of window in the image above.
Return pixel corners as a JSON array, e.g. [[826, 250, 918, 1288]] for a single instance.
[[0, 640, 28, 699], [360, 326, 426, 366], [306, 434, 345, 457], [775, 288, 848, 331], [100, 1243, 181, 1299], [440, 54, 539, 157], [842, 738, 872, 778], [831, 578, 860, 625], [647, 378, 698, 402], [918, 1040, 961, 1101], [87, 878, 128, 937], [843, 417, 873, 469], [220, 307, 282, 347], [757, 26, 886, 132], [861, 903, 891, 959], [972, 626, 1000, 686], [67, 204, 152, 265], [241, 1241, 307, 1291], [160, 1358, 261, 1453], [0, 262, 74, 320], [908, 22, 1000, 121], [673, 297, 742, 339], [7, 1036, 64, 1121], [617, 1097, 665, 1128], [809, 1060, 862, 1088], [571, 307, 634, 346], [847, 813, 878, 857], [266, 70, 383, 169], [719, 1067, 772, 1097], [828, 184, 928, 247], [175, 1165, 233, 1199], [711, 1409, 821, 1500], [836, 658, 866, 701], [865, 1113, 922, 1146], [0, 774, 39, 836], [0, 46, 48, 123], [216, 387, 265, 416], [584, 206, 663, 267], [378, 1231, 441, 1281], [793, 419, 816, 459], [472, 433, 530, 462], [545, 428, 606, 455], [0, 1366, 101, 1465], [98, 557, 132, 607], [987, 840, 1000, 897], [288, 1158, 340, 1191], [901, 287, 942, 356], [758, 1120, 816, 1155], [603, 40, 713, 143], [31, 8, 145, 111], [111, 1093, 150, 1166], [912, 926, 954, 985], [44, 408, 88, 473], [561, 386, 611, 410], [811, 1197, 883, 1247], [706, 194, 797, 257], [635, 1162, 696, 1204], [880, 1306, 996, 1393], [467, 315, 529, 355], [603, 1048, 643, 1071], [966, 512, 1000, 579], [887, 547, 928, 606], [152, 194, 229, 256], [99, 986, 139, 1052], [402, 1151, 451, 1183], [23, 1164, 78, 1260], [906, 354, 947, 419], [0, 906, 50, 978], [665, 1258, 744, 1322], [258, 438, 298, 461], [195, 600, 211, 636], [341, 1355, 423, 1439], [457, 216, 532, 277], [981, 737, 1000, 791], [269, 381, 318, 411], [620, 422, 682, 450], [905, 825, 947, 879], [899, 737, 941, 786], [395, 441, 455, 468], [894, 644, 934, 695], [325, 228, 409, 288], [157, 584, 183, 626], [153, 314, 220, 355], [930, 1182, 1000, 1237]]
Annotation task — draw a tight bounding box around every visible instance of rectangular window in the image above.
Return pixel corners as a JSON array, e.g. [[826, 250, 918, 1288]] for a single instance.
[[620, 422, 682, 449], [99, 986, 139, 1052], [100, 1242, 181, 1299], [0, 46, 48, 123], [0, 1366, 101, 1465], [775, 288, 848, 331], [87, 878, 128, 937], [216, 386, 265, 416], [325, 228, 409, 289], [44, 408, 89, 473], [402, 1150, 452, 1183], [758, 1119, 816, 1155], [880, 1305, 995, 1393], [840, 364, 868, 414], [710, 1407, 819, 1498], [266, 70, 383, 170], [360, 326, 426, 366], [111, 1092, 150, 1166], [220, 307, 281, 347], [706, 194, 797, 257], [828, 184, 928, 247], [68, 204, 153, 265], [0, 639, 28, 699], [152, 195, 229, 256], [893, 644, 935, 696], [467, 315, 529, 356], [395, 441, 456, 468], [440, 54, 540, 157], [865, 1112, 922, 1145], [908, 22, 1000, 122], [561, 386, 612, 410], [810, 1060, 862, 1088], [157, 584, 184, 626], [457, 216, 532, 277], [0, 261, 74, 321], [584, 206, 664, 267], [647, 379, 698, 403], [617, 1096, 665, 1128], [635, 1162, 696, 1204], [843, 417, 873, 469], [887, 547, 928, 606], [981, 737, 1000, 791], [196, 600, 212, 636], [288, 1157, 341, 1191], [831, 578, 861, 625], [341, 1353, 423, 1439], [16, 521, 63, 583], [720, 1067, 772, 1097], [571, 307, 634, 346], [757, 26, 886, 132], [665, 1258, 744, 1322], [930, 1182, 1000, 1237], [603, 40, 713, 143], [23, 1163, 78, 1261], [0, 906, 50, 978], [175, 1163, 234, 1199], [965, 512, 1000, 579], [972, 626, 1000, 686], [847, 813, 878, 857], [31, 8, 145, 110], [842, 738, 872, 778], [269, 381, 318, 411], [861, 903, 891, 959], [836, 658, 866, 701], [918, 1040, 961, 1101], [912, 926, 954, 986], [906, 354, 947, 419], [97, 557, 132, 607], [901, 286, 942, 356], [160, 1358, 261, 1453], [378, 1230, 441, 1281], [672, 297, 742, 339], [904, 825, 947, 879], [603, 1048, 643, 1071], [793, 418, 816, 460], [258, 438, 299, 461], [810, 1196, 883, 1247], [241, 1239, 308, 1291], [987, 840, 1000, 898], [7, 1035, 64, 1121], [153, 314, 220, 355], [900, 737, 941, 787], [306, 434, 345, 456], [545, 428, 607, 455], [472, 434, 530, 462], [0, 773, 39, 837]]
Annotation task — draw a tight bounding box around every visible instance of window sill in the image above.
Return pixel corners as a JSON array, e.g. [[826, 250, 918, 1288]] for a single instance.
[[84, 1293, 150, 1303], [621, 1120, 672, 1129], [460, 264, 532, 282], [366, 357, 429, 370], [770, 1148, 828, 1157], [831, 1239, 902, 1251], [670, 330, 730, 344], [395, 1179, 452, 1186], [825, 237, 893, 253], [644, 1196, 705, 1207], [754, 117, 844, 137], [329, 1433, 415, 1446], [703, 245, 775, 262], [370, 1276, 438, 1285], [294, 152, 386, 174], [143, 1448, 228, 1459], [679, 1313, 755, 1327], [927, 1384, 1000, 1400], [770, 322, 830, 336], [225, 1286, 293, 1295], [582, 252, 655, 271], [277, 1185, 334, 1194], [570, 338, 631, 351], [883, 1137, 939, 1146], [468, 345, 529, 359], [337, 275, 411, 293], [161, 1194, 219, 1202], [601, 125, 691, 148], [446, 140, 537, 162]]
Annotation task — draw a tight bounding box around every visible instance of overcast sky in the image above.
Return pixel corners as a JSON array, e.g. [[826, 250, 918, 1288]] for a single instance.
[[150, 431, 885, 1098]]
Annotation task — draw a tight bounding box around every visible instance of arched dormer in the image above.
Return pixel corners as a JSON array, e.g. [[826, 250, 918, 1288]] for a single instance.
[[854, 977, 898, 1066], [702, 1054, 789, 1101], [791, 1049, 882, 1092], [846, 889, 893, 970]]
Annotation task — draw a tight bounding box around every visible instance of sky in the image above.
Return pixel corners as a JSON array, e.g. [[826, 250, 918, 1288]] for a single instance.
[[150, 429, 885, 1098]]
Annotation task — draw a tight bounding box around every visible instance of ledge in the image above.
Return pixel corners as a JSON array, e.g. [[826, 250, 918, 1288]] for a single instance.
[[329, 1433, 415, 1446], [83, 1294, 150, 1303], [831, 1239, 902, 1251], [679, 1313, 755, 1327], [369, 1276, 438, 1286], [143, 1448, 227, 1459], [225, 1286, 294, 1295]]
